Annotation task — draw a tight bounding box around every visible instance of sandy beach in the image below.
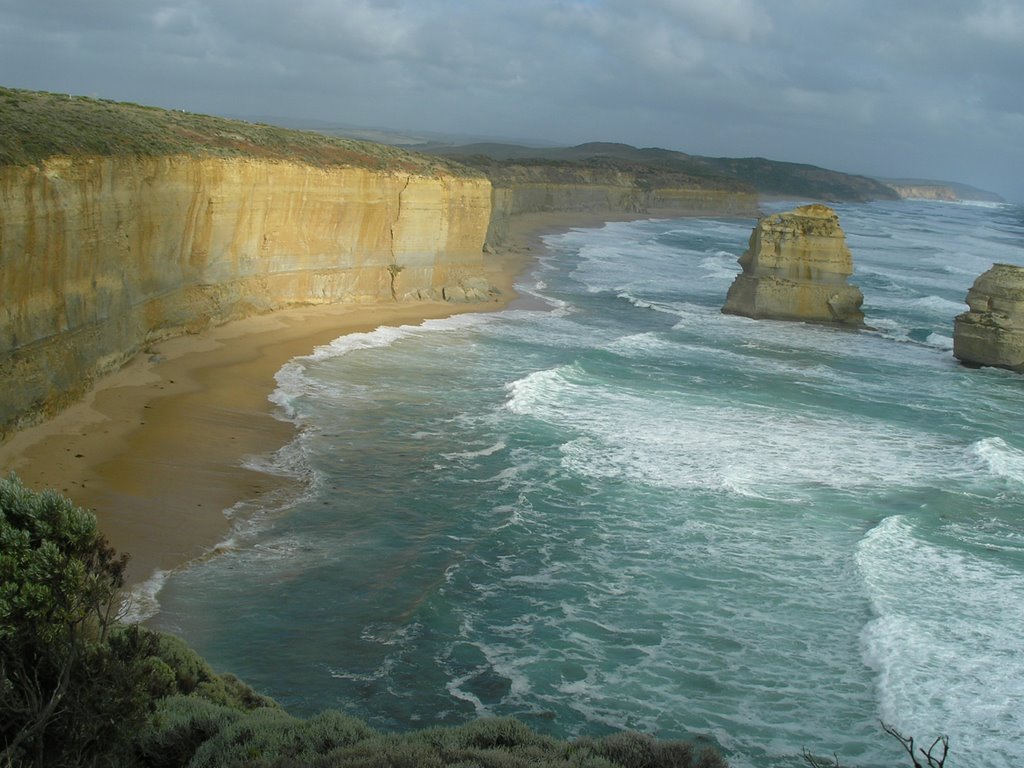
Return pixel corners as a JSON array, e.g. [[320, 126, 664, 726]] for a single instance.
[[0, 213, 611, 589]]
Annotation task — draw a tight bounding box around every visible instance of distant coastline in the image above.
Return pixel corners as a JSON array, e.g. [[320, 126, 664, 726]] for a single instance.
[[879, 177, 1006, 204]]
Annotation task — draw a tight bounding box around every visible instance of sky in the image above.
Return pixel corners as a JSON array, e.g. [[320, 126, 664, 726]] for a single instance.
[[1, 0, 1022, 202]]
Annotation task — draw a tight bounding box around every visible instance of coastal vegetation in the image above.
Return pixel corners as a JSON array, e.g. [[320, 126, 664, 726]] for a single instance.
[[1, 474, 729, 767], [0, 86, 469, 176], [421, 142, 900, 202]]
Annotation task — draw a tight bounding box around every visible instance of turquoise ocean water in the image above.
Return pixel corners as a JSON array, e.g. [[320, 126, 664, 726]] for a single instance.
[[146, 200, 1024, 767]]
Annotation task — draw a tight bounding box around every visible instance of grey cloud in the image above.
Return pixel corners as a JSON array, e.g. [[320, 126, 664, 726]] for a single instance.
[[0, 0, 1020, 200]]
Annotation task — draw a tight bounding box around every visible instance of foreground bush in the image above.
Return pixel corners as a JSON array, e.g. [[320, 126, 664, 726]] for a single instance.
[[2, 475, 727, 767], [1, 473, 134, 765], [0, 475, 272, 767], [151, 713, 726, 768]]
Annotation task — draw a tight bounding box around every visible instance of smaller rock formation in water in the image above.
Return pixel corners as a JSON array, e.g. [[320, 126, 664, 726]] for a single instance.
[[953, 263, 1024, 372], [722, 204, 865, 326]]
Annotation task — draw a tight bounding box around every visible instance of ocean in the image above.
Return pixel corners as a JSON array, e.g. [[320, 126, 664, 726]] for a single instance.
[[146, 199, 1024, 768]]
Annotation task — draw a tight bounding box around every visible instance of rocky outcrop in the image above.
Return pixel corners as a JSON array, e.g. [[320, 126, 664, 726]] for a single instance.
[[0, 155, 493, 438], [722, 204, 865, 326], [953, 264, 1024, 372]]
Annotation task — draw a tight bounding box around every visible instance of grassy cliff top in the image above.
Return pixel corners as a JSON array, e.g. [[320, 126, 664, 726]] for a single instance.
[[0, 86, 477, 176]]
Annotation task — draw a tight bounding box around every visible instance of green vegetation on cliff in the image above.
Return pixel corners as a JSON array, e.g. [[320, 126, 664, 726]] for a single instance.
[[0, 86, 900, 200], [0, 86, 472, 176], [431, 142, 752, 196], [424, 142, 899, 202]]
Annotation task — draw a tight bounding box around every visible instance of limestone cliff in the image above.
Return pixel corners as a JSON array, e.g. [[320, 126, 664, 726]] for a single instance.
[[0, 154, 492, 438], [881, 178, 1005, 204], [953, 264, 1024, 372], [885, 184, 959, 202], [482, 165, 758, 247], [722, 204, 865, 326]]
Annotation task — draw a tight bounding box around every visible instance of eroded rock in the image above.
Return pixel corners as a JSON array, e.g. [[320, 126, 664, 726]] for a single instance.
[[953, 263, 1024, 372], [722, 204, 865, 326], [0, 156, 494, 437]]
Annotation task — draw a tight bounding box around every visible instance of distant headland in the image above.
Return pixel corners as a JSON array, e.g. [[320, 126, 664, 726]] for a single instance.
[[879, 178, 1005, 203]]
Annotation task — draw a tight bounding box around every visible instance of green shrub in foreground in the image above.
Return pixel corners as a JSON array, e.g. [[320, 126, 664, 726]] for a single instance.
[[2, 474, 729, 767], [1, 473, 133, 766], [136, 696, 244, 768], [159, 710, 728, 768]]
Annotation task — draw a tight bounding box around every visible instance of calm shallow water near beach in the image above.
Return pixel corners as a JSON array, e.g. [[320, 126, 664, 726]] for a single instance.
[[148, 199, 1024, 768]]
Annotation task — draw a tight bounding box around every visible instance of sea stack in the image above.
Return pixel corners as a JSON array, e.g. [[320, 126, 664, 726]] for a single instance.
[[953, 263, 1024, 372], [722, 204, 865, 326]]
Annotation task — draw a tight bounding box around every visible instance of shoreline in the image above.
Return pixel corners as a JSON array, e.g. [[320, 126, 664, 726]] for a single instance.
[[0, 211, 647, 591], [0, 208, 742, 596]]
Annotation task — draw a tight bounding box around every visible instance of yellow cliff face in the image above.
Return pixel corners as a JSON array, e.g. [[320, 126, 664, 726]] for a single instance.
[[885, 184, 958, 202], [0, 155, 492, 436], [484, 172, 758, 247]]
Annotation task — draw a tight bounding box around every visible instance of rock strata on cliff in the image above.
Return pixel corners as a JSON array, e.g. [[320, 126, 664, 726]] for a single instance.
[[0, 155, 493, 438], [953, 263, 1024, 372], [722, 204, 865, 326]]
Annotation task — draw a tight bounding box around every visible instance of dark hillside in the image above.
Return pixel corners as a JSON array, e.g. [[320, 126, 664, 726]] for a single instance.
[[425, 142, 899, 202]]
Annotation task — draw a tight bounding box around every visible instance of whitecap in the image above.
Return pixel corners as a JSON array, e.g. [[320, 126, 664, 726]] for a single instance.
[[971, 437, 1024, 488], [616, 292, 686, 316], [442, 441, 507, 461], [120, 569, 171, 624], [908, 295, 968, 316], [504, 364, 964, 498], [924, 333, 954, 351], [603, 332, 673, 357], [305, 324, 410, 363], [857, 516, 1024, 767]]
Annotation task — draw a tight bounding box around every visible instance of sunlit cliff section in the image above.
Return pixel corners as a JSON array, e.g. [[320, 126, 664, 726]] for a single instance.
[[0, 88, 493, 438]]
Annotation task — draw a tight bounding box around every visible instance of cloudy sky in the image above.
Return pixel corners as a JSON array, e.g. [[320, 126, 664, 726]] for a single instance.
[[2, 0, 1022, 201]]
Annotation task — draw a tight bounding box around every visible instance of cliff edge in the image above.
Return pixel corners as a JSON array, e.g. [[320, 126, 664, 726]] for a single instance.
[[0, 88, 493, 438], [722, 204, 865, 326], [953, 263, 1024, 372]]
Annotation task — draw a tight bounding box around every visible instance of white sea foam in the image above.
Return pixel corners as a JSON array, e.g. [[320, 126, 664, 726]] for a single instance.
[[306, 324, 410, 362], [908, 295, 968, 316], [504, 364, 963, 498], [924, 332, 954, 350], [269, 314, 496, 418], [442, 441, 507, 461], [120, 569, 171, 624], [603, 332, 674, 357], [119, 433, 318, 622], [954, 199, 1007, 209], [857, 516, 1024, 767], [699, 253, 741, 281], [972, 437, 1024, 487], [616, 292, 687, 316]]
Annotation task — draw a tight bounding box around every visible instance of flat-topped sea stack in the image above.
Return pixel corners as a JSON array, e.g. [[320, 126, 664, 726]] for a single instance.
[[722, 204, 865, 326], [953, 263, 1024, 372]]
